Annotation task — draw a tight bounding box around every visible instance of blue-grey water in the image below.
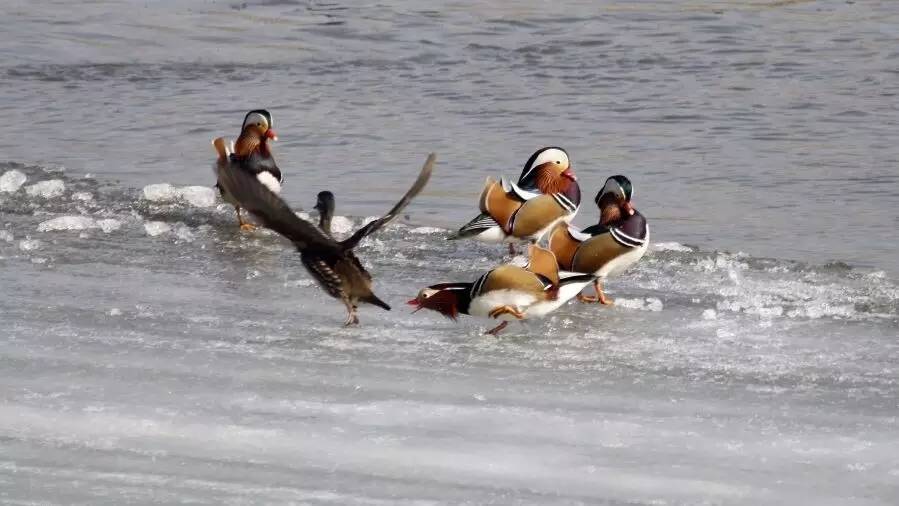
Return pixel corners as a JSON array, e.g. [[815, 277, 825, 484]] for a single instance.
[[1, 1, 898, 504]]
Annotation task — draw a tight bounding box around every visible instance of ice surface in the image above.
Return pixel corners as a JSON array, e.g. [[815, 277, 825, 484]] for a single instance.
[[24, 179, 65, 198], [0, 169, 27, 192], [2, 170, 899, 506], [142, 183, 216, 207]]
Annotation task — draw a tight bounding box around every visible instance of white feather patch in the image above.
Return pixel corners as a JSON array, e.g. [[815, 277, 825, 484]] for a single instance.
[[256, 172, 281, 194]]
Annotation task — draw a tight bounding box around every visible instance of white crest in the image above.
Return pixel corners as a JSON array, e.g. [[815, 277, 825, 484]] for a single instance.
[[243, 112, 270, 130], [521, 148, 569, 181]]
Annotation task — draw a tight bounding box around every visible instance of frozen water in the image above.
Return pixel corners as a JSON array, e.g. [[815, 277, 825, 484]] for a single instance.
[[0, 169, 27, 192], [24, 179, 65, 198], [1, 167, 898, 506]]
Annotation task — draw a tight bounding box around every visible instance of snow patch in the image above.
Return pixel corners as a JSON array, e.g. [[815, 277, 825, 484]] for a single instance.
[[25, 179, 65, 199], [144, 221, 172, 237], [0, 170, 27, 193], [142, 184, 216, 207]]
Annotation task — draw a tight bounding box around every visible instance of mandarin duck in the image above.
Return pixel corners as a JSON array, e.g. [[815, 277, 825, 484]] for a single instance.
[[408, 244, 595, 335], [546, 175, 648, 305], [215, 152, 435, 326], [451, 147, 581, 255], [212, 109, 282, 231]]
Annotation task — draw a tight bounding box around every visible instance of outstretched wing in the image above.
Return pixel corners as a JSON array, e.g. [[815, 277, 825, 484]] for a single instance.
[[214, 159, 340, 255], [341, 153, 436, 250]]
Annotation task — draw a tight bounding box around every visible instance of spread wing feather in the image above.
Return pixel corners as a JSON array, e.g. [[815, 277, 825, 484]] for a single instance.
[[214, 158, 340, 255]]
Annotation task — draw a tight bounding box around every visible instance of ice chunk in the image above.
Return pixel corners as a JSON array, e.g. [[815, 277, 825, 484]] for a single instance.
[[172, 223, 195, 242], [25, 179, 65, 198], [97, 219, 122, 233], [37, 215, 97, 232], [329, 215, 354, 235], [701, 309, 717, 320], [652, 242, 693, 252], [108, 308, 122, 316], [144, 221, 171, 237], [72, 191, 94, 201], [0, 230, 12, 242], [178, 186, 216, 207], [142, 183, 216, 207], [142, 183, 177, 201], [19, 238, 42, 251], [616, 297, 664, 311], [0, 169, 27, 193], [409, 226, 445, 234]]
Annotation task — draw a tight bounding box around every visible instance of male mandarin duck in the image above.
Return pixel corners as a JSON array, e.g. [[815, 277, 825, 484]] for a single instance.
[[408, 244, 595, 335], [214, 152, 435, 326], [451, 147, 581, 254], [546, 175, 648, 305], [212, 109, 282, 231]]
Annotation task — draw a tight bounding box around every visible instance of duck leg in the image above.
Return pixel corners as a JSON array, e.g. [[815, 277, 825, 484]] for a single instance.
[[485, 305, 525, 335], [577, 280, 613, 305], [343, 301, 360, 327], [485, 321, 509, 335], [236, 206, 256, 231]]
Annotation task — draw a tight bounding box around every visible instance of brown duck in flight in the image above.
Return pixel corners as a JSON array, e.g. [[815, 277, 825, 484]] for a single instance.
[[214, 149, 435, 325]]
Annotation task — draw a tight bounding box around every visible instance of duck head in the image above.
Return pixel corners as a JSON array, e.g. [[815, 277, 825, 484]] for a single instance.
[[596, 175, 635, 226], [234, 109, 277, 157], [517, 147, 577, 195], [407, 283, 472, 320]]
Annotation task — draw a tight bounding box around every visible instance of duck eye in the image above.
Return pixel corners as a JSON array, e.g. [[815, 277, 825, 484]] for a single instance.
[[555, 161, 561, 164]]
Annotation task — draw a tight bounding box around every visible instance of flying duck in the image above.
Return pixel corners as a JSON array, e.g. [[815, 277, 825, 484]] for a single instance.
[[212, 109, 282, 231], [214, 152, 435, 326], [451, 147, 581, 255], [546, 175, 648, 305], [408, 245, 595, 335]]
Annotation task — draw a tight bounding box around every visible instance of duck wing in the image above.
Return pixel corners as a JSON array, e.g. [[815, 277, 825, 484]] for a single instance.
[[340, 153, 435, 251], [214, 158, 340, 255]]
